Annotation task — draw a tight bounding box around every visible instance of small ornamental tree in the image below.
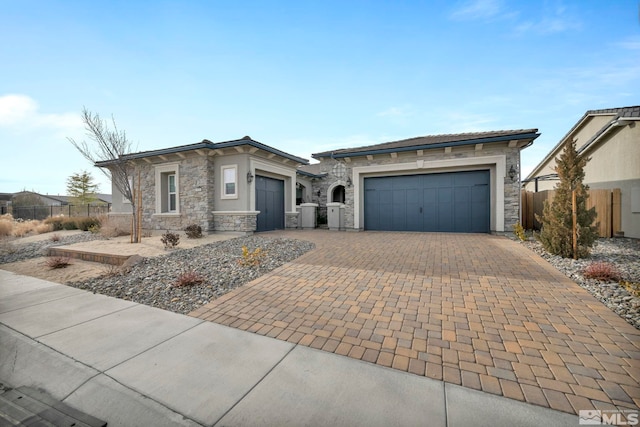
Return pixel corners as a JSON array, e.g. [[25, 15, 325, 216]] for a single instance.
[[68, 108, 141, 243], [535, 139, 598, 258]]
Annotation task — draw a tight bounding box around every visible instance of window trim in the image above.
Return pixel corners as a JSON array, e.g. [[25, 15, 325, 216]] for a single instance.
[[221, 164, 238, 199], [154, 163, 180, 214]]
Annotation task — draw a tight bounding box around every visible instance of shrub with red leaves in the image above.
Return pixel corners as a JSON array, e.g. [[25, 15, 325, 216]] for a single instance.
[[173, 271, 205, 287], [583, 262, 622, 282]]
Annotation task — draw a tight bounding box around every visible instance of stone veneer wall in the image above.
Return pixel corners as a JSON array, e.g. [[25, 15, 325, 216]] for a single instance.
[[316, 145, 522, 232], [212, 212, 257, 232], [136, 154, 215, 232], [286, 212, 299, 229]]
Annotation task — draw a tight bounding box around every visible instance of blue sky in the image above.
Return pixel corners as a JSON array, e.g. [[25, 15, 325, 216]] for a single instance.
[[1, 0, 638, 196]]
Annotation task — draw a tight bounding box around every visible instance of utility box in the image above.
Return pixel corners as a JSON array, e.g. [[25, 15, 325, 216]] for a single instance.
[[300, 203, 318, 229], [326, 202, 345, 231]]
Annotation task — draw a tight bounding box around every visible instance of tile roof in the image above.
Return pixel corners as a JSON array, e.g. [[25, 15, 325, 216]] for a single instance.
[[585, 105, 640, 118], [313, 129, 539, 158]]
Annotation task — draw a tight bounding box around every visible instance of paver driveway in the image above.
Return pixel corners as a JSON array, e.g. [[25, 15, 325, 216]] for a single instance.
[[191, 231, 640, 416]]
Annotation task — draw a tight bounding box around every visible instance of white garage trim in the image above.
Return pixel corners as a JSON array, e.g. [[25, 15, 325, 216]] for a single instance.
[[352, 155, 507, 232]]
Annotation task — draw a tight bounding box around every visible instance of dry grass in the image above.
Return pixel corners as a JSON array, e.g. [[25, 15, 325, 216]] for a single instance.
[[0, 215, 11, 237], [101, 264, 122, 277], [36, 223, 53, 234], [0, 214, 53, 237], [96, 215, 131, 238]]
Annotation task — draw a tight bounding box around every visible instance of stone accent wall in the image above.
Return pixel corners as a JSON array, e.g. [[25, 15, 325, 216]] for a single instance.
[[134, 154, 215, 232], [504, 153, 522, 232], [212, 212, 257, 232], [317, 145, 522, 232], [286, 212, 299, 229]]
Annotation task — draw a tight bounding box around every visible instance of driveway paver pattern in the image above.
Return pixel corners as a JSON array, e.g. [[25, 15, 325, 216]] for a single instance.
[[190, 231, 640, 416]]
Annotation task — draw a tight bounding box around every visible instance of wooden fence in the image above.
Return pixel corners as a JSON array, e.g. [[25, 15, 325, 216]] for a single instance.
[[521, 189, 621, 238]]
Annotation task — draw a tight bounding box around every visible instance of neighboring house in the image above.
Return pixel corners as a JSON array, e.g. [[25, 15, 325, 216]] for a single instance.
[[307, 129, 538, 234], [0, 193, 12, 213], [523, 106, 640, 239], [101, 130, 539, 234]]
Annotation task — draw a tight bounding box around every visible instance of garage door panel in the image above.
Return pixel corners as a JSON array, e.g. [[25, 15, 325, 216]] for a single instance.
[[364, 170, 489, 233], [256, 176, 284, 232]]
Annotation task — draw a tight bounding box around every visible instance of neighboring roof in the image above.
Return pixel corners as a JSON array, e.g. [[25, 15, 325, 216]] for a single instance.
[[96, 136, 309, 166], [525, 106, 640, 181], [0, 193, 13, 201], [312, 129, 539, 159], [96, 193, 113, 204]]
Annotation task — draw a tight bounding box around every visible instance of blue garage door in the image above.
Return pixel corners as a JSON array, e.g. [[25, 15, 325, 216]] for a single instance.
[[256, 176, 285, 232], [364, 170, 490, 233]]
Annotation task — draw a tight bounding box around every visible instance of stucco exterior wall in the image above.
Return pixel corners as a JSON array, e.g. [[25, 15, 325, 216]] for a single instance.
[[583, 125, 640, 184], [316, 144, 521, 233]]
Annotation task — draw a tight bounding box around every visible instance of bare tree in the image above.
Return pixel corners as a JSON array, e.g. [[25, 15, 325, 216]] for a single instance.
[[68, 107, 141, 243]]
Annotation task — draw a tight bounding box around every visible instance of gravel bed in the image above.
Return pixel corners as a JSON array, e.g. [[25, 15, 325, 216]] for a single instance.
[[0, 232, 106, 264], [66, 236, 315, 315], [518, 237, 640, 330]]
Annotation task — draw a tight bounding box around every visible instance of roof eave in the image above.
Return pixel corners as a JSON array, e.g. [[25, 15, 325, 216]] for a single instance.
[[95, 138, 309, 167], [314, 131, 540, 159]]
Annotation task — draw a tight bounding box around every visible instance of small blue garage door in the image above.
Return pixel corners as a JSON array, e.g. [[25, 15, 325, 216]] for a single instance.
[[364, 170, 490, 233], [256, 175, 285, 232]]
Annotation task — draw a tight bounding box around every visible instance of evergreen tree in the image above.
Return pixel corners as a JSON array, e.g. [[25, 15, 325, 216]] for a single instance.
[[536, 139, 598, 258], [66, 171, 100, 205]]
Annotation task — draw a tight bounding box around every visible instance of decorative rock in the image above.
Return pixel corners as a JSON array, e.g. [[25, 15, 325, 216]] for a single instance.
[[65, 236, 315, 315], [518, 237, 640, 330]]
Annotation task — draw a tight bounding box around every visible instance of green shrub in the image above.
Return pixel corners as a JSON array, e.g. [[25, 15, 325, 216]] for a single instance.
[[61, 217, 78, 230], [44, 216, 65, 231], [74, 216, 100, 231], [184, 224, 203, 239]]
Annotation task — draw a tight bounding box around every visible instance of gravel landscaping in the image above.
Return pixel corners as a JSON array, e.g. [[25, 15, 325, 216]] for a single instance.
[[65, 236, 315, 314], [518, 237, 640, 330], [0, 232, 106, 264]]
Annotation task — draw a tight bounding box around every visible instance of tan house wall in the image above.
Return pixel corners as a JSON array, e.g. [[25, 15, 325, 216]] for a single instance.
[[522, 114, 617, 193], [583, 125, 640, 184]]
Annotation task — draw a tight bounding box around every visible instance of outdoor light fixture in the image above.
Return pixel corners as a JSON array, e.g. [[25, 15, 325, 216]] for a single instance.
[[509, 165, 517, 181], [317, 190, 321, 197], [247, 171, 254, 183], [347, 176, 353, 187]]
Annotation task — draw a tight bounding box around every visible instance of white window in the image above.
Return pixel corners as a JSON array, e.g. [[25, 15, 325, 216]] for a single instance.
[[221, 165, 237, 199], [154, 163, 180, 214], [168, 174, 177, 212]]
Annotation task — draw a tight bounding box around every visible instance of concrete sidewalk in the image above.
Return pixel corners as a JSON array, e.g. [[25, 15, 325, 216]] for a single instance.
[[0, 270, 578, 426]]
